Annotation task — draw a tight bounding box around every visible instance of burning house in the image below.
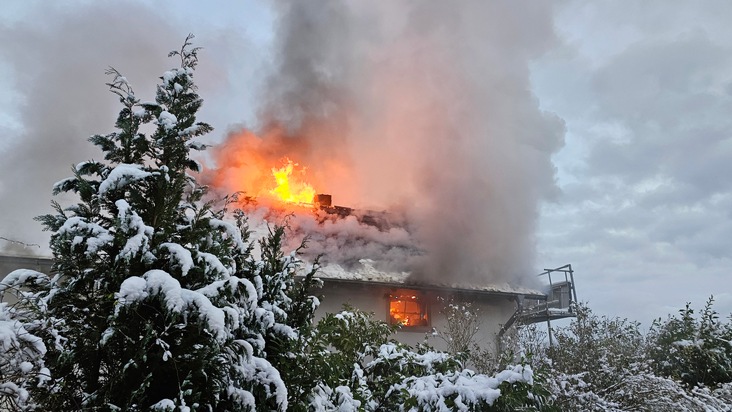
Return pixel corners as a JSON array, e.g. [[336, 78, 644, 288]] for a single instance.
[[311, 253, 578, 352], [0, 185, 577, 356], [201, 0, 569, 349], [197, 1, 572, 353], [208, 153, 577, 352], [2, 1, 574, 356]]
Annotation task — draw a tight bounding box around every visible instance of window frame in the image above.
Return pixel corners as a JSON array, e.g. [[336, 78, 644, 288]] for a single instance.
[[386, 289, 431, 331]]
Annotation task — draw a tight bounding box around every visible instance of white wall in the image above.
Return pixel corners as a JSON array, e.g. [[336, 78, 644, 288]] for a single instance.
[[314, 280, 520, 354]]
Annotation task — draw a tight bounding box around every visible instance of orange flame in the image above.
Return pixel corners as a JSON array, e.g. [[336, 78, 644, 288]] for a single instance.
[[268, 158, 316, 205], [389, 293, 428, 327]]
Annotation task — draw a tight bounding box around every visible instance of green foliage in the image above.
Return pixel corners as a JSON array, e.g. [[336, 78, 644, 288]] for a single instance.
[[430, 300, 558, 411], [281, 307, 396, 411], [31, 35, 223, 410], [252, 224, 323, 409], [288, 307, 554, 411], [649, 296, 732, 388]]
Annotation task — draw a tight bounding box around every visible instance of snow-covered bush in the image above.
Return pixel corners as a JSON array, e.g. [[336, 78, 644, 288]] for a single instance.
[[291, 307, 553, 411], [541, 301, 732, 411], [547, 302, 647, 407], [649, 296, 732, 388], [430, 289, 732, 410], [0, 270, 51, 410]]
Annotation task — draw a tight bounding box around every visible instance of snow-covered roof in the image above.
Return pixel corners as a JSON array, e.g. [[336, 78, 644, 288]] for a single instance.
[[0, 253, 546, 299], [314, 259, 547, 299], [245, 204, 549, 299]]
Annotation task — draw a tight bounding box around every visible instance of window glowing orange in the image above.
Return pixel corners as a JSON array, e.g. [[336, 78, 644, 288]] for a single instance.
[[389, 292, 429, 327]]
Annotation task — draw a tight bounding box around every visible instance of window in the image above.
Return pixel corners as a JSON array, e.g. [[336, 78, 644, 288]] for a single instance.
[[388, 290, 429, 327]]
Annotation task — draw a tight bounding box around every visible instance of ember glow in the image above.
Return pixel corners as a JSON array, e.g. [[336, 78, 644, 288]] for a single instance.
[[269, 158, 316, 205], [389, 292, 429, 327]]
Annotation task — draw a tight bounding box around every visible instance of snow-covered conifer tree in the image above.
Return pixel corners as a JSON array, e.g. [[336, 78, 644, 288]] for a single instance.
[[27, 35, 314, 411]]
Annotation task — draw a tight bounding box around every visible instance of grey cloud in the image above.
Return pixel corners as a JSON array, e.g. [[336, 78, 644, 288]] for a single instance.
[[589, 33, 732, 189], [0, 2, 184, 252], [519, 1, 732, 325]]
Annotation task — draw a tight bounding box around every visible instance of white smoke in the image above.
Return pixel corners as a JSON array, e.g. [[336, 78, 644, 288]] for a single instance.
[[211, 1, 566, 287], [1, 2, 566, 288]]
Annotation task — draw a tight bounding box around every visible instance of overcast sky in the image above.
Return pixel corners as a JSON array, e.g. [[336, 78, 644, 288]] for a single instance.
[[1, 1, 730, 326]]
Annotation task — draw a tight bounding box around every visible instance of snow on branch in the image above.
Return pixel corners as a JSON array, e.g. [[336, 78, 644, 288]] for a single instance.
[[57, 217, 113, 256], [0, 300, 48, 408], [159, 243, 193, 277], [0, 270, 48, 295], [105, 67, 137, 103], [157, 110, 178, 131], [209, 218, 247, 253], [98, 164, 151, 196], [115, 200, 154, 263], [116, 270, 226, 342]]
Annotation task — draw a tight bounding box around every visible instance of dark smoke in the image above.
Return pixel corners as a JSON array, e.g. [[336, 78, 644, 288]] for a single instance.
[[212, 1, 566, 287]]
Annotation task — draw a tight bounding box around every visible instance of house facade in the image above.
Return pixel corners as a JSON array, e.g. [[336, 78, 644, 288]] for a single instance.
[[0, 254, 576, 353], [311, 260, 577, 353], [313, 276, 536, 351]]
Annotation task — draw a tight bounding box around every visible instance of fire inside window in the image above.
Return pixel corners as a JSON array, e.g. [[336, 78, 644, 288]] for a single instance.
[[389, 292, 429, 327]]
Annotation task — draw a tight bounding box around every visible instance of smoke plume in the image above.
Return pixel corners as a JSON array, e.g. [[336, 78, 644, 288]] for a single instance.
[[209, 2, 566, 286]]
